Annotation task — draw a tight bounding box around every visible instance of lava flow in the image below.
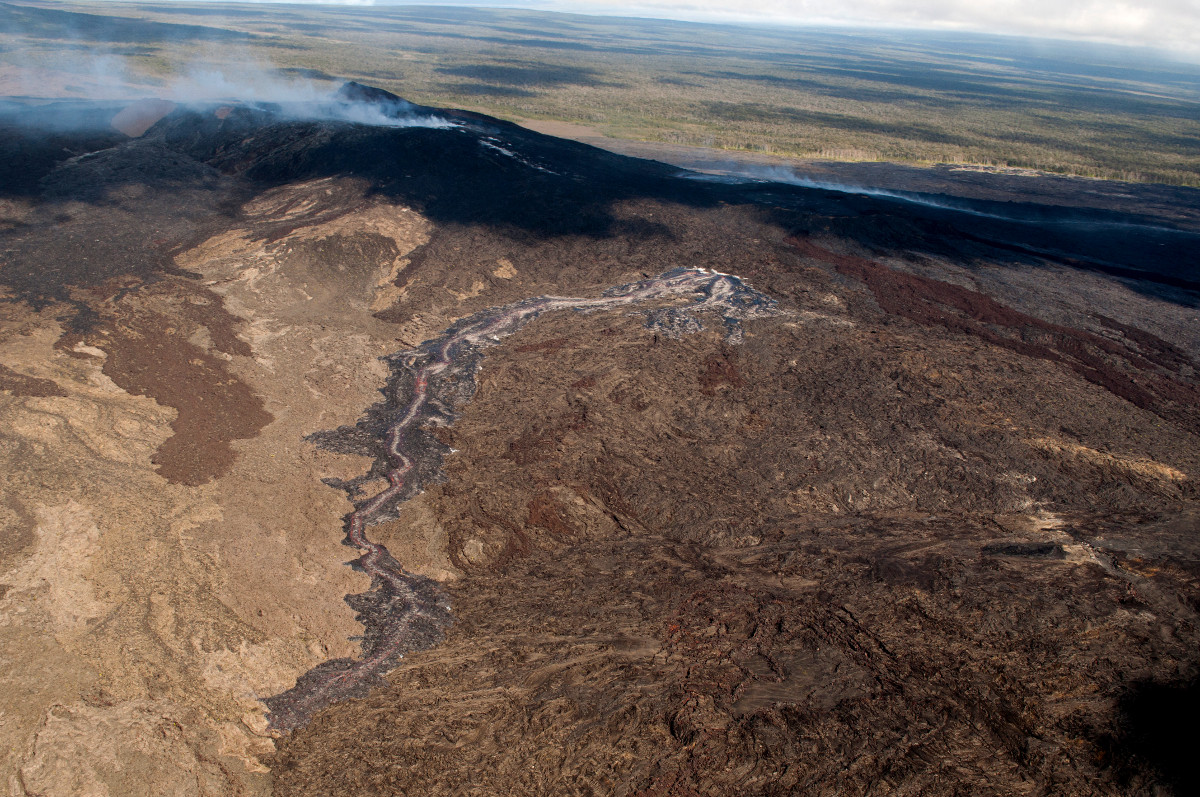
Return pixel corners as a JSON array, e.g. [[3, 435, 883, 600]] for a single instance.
[[263, 268, 779, 731]]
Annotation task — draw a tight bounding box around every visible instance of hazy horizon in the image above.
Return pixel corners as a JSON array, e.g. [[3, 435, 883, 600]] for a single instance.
[[140, 0, 1200, 60], [3, 0, 1198, 185]]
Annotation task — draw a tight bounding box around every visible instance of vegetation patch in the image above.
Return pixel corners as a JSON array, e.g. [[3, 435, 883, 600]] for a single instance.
[[3, 1, 1199, 184]]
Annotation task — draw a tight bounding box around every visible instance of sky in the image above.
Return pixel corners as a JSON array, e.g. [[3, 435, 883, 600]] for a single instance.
[[242, 0, 1200, 58]]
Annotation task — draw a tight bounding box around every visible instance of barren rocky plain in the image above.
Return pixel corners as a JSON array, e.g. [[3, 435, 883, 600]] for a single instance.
[[1, 86, 1199, 796]]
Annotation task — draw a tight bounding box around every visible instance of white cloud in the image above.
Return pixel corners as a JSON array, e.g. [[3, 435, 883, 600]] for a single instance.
[[154, 0, 1200, 59], [529, 0, 1200, 57]]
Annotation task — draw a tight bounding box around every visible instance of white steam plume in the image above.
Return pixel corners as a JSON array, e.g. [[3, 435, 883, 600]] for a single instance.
[[162, 62, 457, 128], [683, 164, 1193, 233], [0, 26, 453, 130]]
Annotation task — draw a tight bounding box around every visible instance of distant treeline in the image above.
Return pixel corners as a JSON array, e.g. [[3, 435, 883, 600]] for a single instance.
[[4, 1, 1198, 185]]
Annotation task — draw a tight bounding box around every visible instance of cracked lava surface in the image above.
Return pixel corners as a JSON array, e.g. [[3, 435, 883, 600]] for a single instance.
[[263, 268, 780, 731]]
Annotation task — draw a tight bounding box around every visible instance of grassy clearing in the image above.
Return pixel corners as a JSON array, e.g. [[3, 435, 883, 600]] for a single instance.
[[4, 1, 1199, 185]]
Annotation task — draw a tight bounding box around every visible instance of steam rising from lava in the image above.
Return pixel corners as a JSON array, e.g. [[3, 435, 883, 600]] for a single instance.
[[2, 44, 455, 131], [160, 68, 457, 129], [683, 164, 1196, 234], [681, 164, 1016, 214]]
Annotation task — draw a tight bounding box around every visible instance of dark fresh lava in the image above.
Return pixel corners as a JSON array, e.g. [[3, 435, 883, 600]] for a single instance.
[[265, 268, 779, 731]]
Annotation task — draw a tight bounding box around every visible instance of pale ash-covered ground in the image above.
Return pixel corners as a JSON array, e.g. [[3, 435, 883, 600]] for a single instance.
[[0, 180, 458, 795]]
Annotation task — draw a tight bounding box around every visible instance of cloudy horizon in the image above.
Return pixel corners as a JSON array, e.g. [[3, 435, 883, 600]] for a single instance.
[[191, 0, 1200, 59]]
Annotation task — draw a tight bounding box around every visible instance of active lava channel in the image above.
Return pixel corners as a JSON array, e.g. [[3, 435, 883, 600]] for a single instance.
[[264, 268, 779, 732]]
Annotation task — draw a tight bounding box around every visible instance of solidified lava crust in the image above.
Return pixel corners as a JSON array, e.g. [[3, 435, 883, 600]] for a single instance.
[[788, 235, 1200, 435], [264, 268, 780, 731]]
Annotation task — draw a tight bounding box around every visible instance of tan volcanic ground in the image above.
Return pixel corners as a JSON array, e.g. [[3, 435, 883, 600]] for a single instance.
[[0, 179, 438, 794], [1, 94, 1199, 796]]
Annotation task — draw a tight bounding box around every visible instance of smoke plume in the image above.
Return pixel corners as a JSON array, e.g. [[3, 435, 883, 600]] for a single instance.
[[0, 6, 452, 131]]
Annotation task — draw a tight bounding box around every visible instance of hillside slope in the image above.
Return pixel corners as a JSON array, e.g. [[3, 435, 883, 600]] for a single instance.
[[1, 86, 1197, 796]]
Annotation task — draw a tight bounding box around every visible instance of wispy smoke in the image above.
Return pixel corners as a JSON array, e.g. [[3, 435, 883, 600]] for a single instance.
[[681, 163, 1003, 214], [749, 166, 1006, 215], [0, 19, 452, 130], [162, 64, 457, 128], [683, 164, 1194, 234]]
